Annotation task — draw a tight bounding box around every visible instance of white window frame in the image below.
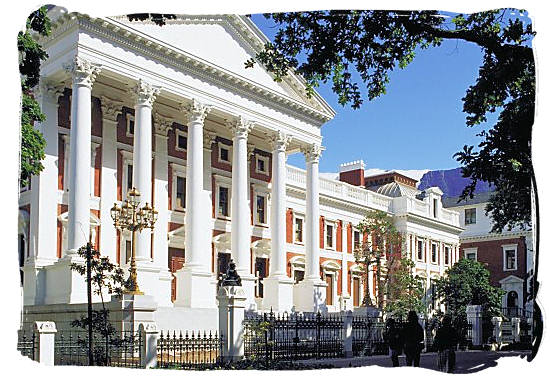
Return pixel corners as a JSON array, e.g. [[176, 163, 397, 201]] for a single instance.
[[120, 150, 133, 200], [255, 154, 269, 175], [464, 247, 478, 261], [294, 213, 305, 244], [444, 245, 451, 265], [350, 269, 363, 307], [252, 187, 269, 226], [325, 220, 336, 250], [417, 238, 425, 262], [214, 174, 232, 220], [289, 256, 306, 284], [430, 242, 438, 264], [323, 270, 337, 306], [174, 129, 188, 152], [218, 143, 232, 164], [502, 244, 518, 271], [171, 163, 187, 212], [126, 114, 135, 137], [464, 207, 477, 225]]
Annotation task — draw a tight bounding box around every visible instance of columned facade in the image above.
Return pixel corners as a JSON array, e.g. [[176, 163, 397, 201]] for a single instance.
[[263, 131, 294, 311]]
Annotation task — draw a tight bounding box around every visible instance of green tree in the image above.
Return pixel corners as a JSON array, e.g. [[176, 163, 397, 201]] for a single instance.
[[354, 209, 403, 308], [71, 243, 129, 366], [244, 10, 534, 233], [385, 257, 426, 319], [18, 6, 51, 187], [436, 258, 504, 322]]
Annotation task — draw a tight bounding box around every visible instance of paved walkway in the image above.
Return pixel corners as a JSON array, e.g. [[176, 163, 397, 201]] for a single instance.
[[299, 350, 531, 373]]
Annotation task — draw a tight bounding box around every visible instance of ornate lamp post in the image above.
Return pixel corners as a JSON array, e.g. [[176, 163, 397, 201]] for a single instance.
[[110, 187, 158, 295]]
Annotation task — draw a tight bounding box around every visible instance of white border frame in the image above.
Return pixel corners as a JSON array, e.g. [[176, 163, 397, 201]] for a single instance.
[[218, 143, 232, 164], [293, 212, 305, 244], [174, 129, 188, 152], [126, 114, 135, 137], [502, 243, 518, 271], [255, 154, 269, 175], [214, 174, 232, 220], [171, 163, 187, 212], [464, 247, 478, 261]]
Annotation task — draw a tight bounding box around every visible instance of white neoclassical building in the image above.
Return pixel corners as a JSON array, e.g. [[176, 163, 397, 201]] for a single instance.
[[18, 8, 463, 330]]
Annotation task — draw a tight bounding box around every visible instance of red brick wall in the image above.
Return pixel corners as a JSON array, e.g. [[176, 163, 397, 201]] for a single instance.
[[319, 216, 325, 249], [249, 151, 272, 183], [339, 169, 364, 186], [211, 138, 232, 173], [286, 252, 302, 278], [91, 96, 102, 137], [347, 223, 353, 253], [336, 220, 343, 252], [167, 122, 187, 160], [286, 209, 293, 243], [117, 107, 134, 146], [58, 134, 65, 190], [460, 237, 528, 288], [58, 89, 71, 129]]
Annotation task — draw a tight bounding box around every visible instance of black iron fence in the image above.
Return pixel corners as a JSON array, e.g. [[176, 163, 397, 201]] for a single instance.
[[243, 311, 344, 361], [157, 330, 222, 369], [17, 330, 36, 361], [54, 330, 142, 367], [351, 316, 392, 356]]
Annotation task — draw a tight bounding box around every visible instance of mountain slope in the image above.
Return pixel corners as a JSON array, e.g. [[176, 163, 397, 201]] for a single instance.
[[418, 167, 492, 197]]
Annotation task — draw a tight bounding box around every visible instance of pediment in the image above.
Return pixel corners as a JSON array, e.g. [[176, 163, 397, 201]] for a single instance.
[[109, 14, 334, 116]]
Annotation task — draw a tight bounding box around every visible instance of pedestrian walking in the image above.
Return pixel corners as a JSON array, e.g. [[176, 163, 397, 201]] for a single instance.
[[434, 315, 459, 373], [384, 318, 402, 367], [401, 310, 424, 367]]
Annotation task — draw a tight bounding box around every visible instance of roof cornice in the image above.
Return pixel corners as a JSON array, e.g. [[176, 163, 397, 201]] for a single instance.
[[39, 13, 335, 125]]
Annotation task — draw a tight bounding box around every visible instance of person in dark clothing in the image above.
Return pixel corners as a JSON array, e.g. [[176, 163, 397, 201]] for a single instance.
[[401, 311, 424, 367], [434, 315, 459, 373], [384, 318, 402, 367]]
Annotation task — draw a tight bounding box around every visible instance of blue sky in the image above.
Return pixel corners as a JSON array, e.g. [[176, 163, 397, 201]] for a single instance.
[[251, 14, 498, 174]]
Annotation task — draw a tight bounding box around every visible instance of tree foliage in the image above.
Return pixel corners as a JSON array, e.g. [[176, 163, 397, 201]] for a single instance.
[[436, 258, 504, 321], [18, 7, 51, 187], [354, 209, 403, 308], [385, 257, 426, 319], [245, 9, 535, 233]]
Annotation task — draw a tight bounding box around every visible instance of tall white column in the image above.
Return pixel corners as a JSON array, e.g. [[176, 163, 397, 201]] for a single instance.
[[65, 57, 101, 254], [23, 81, 63, 305], [294, 143, 326, 312], [98, 96, 122, 263], [131, 79, 159, 263], [340, 222, 351, 310], [305, 144, 322, 280], [227, 116, 256, 308], [43, 57, 100, 305], [175, 100, 217, 308], [152, 112, 173, 307], [263, 131, 294, 312]]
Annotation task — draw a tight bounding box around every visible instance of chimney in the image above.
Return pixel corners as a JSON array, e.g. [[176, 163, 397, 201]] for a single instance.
[[339, 160, 365, 187]]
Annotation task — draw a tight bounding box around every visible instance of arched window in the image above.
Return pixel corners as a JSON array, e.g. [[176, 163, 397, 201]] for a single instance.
[[507, 290, 518, 308]]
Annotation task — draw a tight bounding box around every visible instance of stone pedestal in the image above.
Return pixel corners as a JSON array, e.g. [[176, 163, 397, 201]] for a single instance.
[[116, 294, 158, 333], [262, 275, 294, 312], [174, 267, 217, 308], [34, 321, 57, 366], [217, 285, 247, 362], [511, 317, 521, 343], [293, 278, 327, 312], [342, 310, 353, 358], [492, 316, 503, 346], [339, 294, 353, 312], [139, 322, 159, 369], [353, 305, 382, 318], [42, 255, 88, 304]]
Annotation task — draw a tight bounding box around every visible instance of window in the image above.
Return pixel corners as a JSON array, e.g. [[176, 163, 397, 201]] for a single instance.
[[326, 223, 334, 249], [126, 114, 135, 136], [295, 217, 304, 243], [175, 176, 186, 210], [175, 130, 187, 151], [255, 257, 267, 298], [256, 195, 266, 224], [431, 243, 438, 264], [353, 230, 361, 249], [505, 249, 517, 270], [294, 269, 304, 284], [433, 198, 438, 218], [256, 155, 269, 174], [325, 273, 334, 305], [217, 252, 231, 278], [218, 186, 229, 217], [417, 239, 424, 261], [465, 249, 477, 261], [219, 144, 230, 163], [444, 246, 450, 265], [465, 208, 476, 225]]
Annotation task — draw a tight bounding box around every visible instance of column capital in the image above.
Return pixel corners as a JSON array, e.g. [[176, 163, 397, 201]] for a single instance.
[[131, 79, 160, 107], [100, 96, 123, 122], [182, 99, 211, 124], [226, 116, 254, 139], [63, 56, 101, 89], [36, 80, 64, 105], [268, 131, 292, 153], [152, 112, 173, 137], [302, 143, 323, 163], [203, 129, 217, 150]]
